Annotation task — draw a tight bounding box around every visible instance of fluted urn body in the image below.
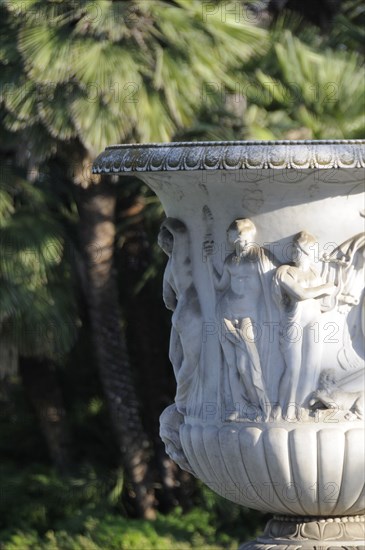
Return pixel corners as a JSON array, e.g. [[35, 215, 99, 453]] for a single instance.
[[94, 141, 365, 547]]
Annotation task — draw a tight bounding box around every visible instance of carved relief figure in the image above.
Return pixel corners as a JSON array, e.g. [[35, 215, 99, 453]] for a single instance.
[[319, 231, 365, 373], [158, 218, 202, 415], [205, 218, 281, 419], [273, 231, 336, 416], [159, 404, 195, 475], [321, 232, 365, 312], [309, 368, 364, 420]]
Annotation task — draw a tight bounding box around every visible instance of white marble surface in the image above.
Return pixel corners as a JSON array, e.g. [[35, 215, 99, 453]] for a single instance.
[[94, 141, 365, 520]]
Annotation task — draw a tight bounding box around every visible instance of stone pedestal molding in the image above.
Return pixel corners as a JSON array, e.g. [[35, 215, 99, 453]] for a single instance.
[[240, 515, 365, 549], [93, 140, 365, 547]]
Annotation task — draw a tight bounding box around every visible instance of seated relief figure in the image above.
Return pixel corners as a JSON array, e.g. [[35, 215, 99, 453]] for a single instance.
[[321, 231, 365, 370], [308, 230, 365, 419], [273, 231, 336, 418], [204, 218, 283, 421], [309, 368, 364, 420], [158, 218, 202, 416]]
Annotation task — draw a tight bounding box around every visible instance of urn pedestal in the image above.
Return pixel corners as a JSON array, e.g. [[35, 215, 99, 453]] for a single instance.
[[93, 140, 365, 548]]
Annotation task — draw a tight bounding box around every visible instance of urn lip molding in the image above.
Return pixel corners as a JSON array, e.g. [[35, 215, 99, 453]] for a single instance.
[[92, 139, 365, 174]]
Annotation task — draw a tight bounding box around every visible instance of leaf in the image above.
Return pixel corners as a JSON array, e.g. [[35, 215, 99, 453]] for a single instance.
[[37, 83, 78, 141]]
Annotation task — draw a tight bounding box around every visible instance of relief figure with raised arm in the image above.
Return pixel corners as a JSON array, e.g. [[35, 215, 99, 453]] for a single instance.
[[204, 217, 283, 420], [273, 231, 336, 417]]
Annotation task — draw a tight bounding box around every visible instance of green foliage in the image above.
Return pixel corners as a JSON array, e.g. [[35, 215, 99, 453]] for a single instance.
[[1, 520, 225, 550], [0, 0, 267, 155], [245, 31, 365, 139], [0, 463, 264, 549], [181, 7, 365, 142], [328, 0, 365, 52], [0, 462, 118, 536], [0, 161, 78, 361]]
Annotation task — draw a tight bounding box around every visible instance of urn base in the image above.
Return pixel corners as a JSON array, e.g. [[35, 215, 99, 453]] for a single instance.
[[240, 515, 365, 549]]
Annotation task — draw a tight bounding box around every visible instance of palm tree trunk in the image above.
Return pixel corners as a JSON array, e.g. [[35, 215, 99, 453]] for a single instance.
[[19, 357, 73, 474], [116, 197, 184, 511], [77, 178, 156, 519]]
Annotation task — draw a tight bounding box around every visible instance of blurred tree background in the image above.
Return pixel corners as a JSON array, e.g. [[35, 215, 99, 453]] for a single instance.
[[0, 0, 364, 548]]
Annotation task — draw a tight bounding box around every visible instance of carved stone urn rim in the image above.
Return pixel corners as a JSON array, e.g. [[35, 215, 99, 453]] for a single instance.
[[92, 139, 365, 174]]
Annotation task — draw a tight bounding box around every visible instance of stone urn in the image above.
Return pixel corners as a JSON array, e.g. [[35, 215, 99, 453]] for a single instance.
[[93, 140, 365, 548]]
